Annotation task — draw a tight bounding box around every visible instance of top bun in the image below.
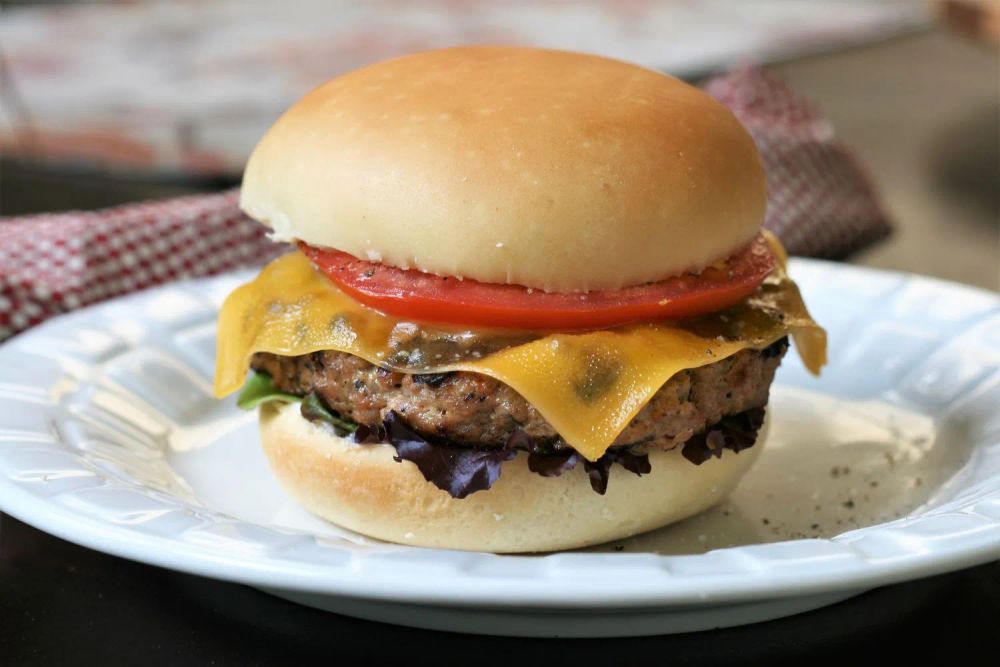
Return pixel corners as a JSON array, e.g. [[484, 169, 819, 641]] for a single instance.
[[241, 46, 766, 292]]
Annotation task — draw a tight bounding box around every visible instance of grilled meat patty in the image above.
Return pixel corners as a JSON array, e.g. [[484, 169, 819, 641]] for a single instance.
[[250, 337, 787, 451]]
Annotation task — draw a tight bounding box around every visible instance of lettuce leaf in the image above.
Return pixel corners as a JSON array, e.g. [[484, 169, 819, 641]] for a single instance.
[[238, 372, 358, 437], [681, 407, 766, 465], [236, 371, 764, 499], [236, 370, 301, 410], [300, 392, 358, 436], [355, 411, 517, 499], [353, 411, 657, 498]]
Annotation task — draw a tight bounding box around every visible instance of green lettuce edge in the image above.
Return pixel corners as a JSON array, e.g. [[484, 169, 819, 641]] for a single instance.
[[236, 370, 301, 410], [236, 370, 358, 436]]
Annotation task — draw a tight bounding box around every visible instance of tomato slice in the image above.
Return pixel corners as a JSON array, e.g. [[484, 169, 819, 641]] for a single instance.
[[300, 234, 776, 330]]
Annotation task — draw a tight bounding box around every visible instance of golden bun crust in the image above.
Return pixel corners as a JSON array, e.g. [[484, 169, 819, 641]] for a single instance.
[[241, 46, 766, 292], [259, 402, 766, 553]]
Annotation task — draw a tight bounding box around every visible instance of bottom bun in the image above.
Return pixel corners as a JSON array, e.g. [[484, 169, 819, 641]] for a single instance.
[[259, 402, 766, 553]]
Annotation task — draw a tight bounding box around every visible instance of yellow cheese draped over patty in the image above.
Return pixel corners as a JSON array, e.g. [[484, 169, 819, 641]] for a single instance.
[[215, 246, 826, 461]]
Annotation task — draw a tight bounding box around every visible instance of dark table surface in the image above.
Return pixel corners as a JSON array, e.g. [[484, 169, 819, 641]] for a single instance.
[[1, 513, 996, 665]]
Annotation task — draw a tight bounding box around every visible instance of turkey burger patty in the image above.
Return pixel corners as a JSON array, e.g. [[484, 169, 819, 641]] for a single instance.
[[250, 338, 788, 452]]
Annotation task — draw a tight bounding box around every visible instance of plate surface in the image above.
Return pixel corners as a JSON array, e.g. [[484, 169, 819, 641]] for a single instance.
[[0, 259, 998, 637]]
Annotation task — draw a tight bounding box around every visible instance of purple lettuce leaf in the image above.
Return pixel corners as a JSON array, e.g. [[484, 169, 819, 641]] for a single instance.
[[527, 450, 580, 478], [356, 412, 516, 499], [349, 406, 763, 499], [682, 407, 766, 465]]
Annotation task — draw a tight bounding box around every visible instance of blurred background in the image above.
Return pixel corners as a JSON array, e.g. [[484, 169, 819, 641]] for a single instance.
[[1, 0, 997, 288]]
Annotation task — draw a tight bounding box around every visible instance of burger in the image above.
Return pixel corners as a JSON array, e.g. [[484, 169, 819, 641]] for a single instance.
[[214, 46, 827, 553]]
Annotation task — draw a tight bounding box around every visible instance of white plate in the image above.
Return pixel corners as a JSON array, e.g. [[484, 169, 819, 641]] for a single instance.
[[0, 260, 998, 637]]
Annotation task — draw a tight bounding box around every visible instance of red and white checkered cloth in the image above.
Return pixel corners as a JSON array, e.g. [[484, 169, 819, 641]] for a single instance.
[[706, 66, 891, 257], [0, 66, 890, 343], [0, 191, 281, 340]]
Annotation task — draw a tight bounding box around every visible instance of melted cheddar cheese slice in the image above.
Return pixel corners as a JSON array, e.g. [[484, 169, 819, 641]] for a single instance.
[[215, 247, 826, 461]]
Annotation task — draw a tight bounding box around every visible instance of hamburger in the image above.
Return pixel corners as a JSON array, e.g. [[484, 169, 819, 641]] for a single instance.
[[214, 46, 827, 553]]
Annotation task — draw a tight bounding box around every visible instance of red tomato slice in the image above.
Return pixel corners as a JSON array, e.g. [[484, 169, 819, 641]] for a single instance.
[[300, 234, 776, 330]]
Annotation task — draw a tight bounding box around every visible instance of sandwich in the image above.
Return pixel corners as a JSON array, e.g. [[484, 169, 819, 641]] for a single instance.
[[214, 46, 827, 552]]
